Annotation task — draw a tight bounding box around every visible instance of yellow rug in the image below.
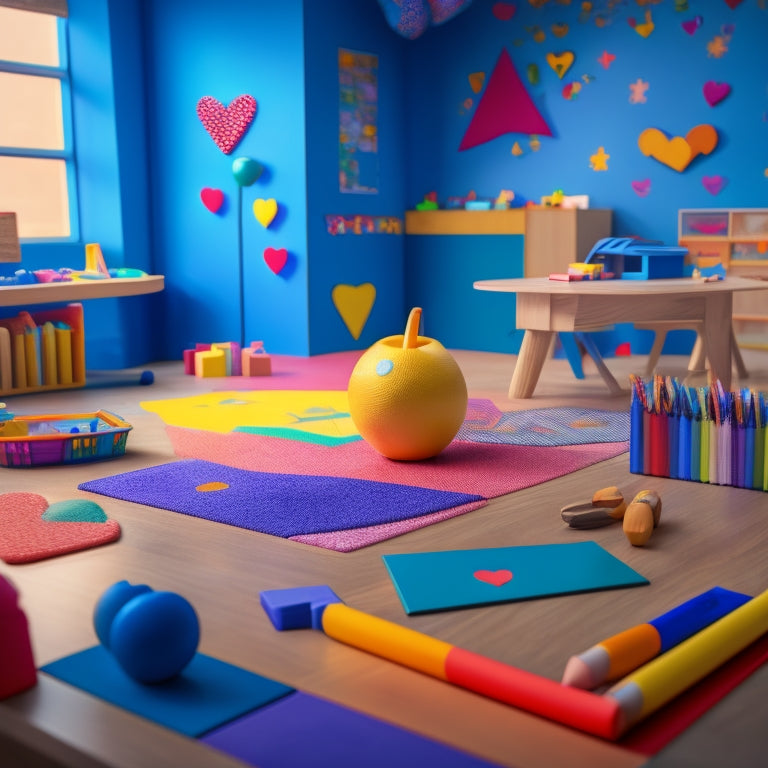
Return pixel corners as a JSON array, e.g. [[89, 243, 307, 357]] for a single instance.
[[141, 391, 357, 440]]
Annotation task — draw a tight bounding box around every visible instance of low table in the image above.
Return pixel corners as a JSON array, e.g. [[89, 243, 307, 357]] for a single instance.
[[473, 276, 767, 398]]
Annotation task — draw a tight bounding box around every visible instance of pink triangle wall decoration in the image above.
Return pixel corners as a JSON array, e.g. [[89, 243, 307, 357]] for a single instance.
[[459, 48, 552, 151]]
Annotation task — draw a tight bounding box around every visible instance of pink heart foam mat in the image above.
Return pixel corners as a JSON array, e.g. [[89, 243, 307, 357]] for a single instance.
[[0, 492, 121, 564]]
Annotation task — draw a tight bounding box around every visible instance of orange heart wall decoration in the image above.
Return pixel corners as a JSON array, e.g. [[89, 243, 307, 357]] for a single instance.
[[637, 124, 718, 172]]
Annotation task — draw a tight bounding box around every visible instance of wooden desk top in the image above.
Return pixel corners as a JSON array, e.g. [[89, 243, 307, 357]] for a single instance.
[[0, 275, 164, 306], [474, 275, 768, 296], [1, 359, 767, 768]]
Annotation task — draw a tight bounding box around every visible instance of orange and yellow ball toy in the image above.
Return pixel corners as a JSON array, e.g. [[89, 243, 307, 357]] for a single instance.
[[348, 307, 468, 461]]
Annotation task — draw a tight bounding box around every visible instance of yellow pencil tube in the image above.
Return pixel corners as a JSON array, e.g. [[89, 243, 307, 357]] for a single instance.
[[609, 587, 768, 734], [321, 602, 452, 680]]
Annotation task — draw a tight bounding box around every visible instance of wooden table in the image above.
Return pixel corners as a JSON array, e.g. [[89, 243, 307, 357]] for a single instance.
[[473, 276, 768, 398]]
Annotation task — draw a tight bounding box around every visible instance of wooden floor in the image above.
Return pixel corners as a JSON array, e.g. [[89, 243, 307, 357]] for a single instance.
[[1, 345, 768, 768]]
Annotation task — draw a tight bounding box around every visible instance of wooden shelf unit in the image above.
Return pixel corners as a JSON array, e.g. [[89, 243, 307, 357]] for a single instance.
[[0, 275, 165, 395], [679, 208, 768, 347]]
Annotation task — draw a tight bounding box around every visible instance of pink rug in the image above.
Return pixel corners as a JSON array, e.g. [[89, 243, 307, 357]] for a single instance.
[[217, 351, 362, 391], [166, 427, 628, 550]]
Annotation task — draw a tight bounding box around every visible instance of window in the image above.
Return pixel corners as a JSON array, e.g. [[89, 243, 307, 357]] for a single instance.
[[0, 1, 75, 240]]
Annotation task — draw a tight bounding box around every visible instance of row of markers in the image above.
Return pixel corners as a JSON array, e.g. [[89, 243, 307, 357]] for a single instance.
[[629, 375, 767, 492]]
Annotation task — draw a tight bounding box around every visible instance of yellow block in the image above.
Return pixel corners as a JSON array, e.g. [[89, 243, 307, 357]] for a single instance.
[[568, 262, 602, 274], [194, 348, 227, 378], [321, 603, 452, 680]]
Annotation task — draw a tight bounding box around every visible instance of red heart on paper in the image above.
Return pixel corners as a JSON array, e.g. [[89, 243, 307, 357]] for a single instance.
[[0, 492, 121, 564], [474, 569, 513, 587], [264, 247, 288, 275], [703, 81, 731, 107], [200, 187, 224, 213], [724, 0, 743, 8], [196, 95, 257, 155]]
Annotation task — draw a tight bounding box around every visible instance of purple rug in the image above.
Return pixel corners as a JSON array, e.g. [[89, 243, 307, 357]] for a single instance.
[[202, 690, 503, 767], [78, 460, 485, 539]]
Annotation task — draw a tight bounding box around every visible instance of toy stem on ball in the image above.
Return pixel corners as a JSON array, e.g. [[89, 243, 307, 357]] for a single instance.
[[348, 307, 468, 461]]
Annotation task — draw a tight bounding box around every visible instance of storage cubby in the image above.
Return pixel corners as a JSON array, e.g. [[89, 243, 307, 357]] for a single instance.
[[678, 208, 768, 349], [0, 303, 86, 396]]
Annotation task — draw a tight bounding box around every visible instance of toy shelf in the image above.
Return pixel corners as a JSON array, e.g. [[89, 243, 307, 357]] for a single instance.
[[678, 209, 768, 346], [0, 276, 164, 396], [0, 304, 86, 396]]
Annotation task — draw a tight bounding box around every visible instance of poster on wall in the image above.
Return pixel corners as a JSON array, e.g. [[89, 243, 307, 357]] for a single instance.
[[339, 49, 379, 194]]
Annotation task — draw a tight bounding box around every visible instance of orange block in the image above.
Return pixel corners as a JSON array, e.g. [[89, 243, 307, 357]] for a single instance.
[[241, 341, 271, 376]]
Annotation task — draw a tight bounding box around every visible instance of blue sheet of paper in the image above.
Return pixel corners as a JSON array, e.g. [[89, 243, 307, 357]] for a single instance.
[[383, 541, 649, 615], [41, 645, 293, 737]]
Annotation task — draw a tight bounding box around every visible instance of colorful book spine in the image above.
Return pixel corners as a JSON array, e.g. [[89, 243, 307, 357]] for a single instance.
[[630, 376, 767, 492]]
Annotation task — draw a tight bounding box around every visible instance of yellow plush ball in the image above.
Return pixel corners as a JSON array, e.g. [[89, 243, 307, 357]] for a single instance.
[[348, 308, 467, 461]]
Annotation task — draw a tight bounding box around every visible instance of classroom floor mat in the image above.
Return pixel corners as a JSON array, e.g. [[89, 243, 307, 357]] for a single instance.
[[0, 492, 121, 564], [78, 459, 486, 539], [202, 690, 505, 768], [41, 645, 293, 738]]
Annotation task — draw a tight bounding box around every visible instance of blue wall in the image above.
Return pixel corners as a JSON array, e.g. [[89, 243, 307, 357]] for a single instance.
[[143, 0, 310, 358], [303, 0, 408, 354], [9, 0, 766, 368], [404, 0, 768, 246]]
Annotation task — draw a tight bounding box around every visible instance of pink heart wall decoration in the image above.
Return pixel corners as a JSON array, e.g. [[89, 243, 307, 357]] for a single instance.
[[631, 179, 651, 197], [703, 81, 731, 107], [196, 95, 257, 154], [264, 247, 288, 275], [702, 175, 726, 195], [200, 187, 224, 213]]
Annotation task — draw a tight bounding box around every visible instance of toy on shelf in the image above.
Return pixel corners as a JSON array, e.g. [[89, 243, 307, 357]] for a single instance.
[[0, 410, 132, 468], [94, 581, 200, 684], [585, 237, 687, 280], [183, 340, 271, 378], [347, 307, 467, 460], [0, 574, 37, 699]]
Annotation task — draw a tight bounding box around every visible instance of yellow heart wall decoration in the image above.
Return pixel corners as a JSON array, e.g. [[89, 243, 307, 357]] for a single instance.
[[546, 51, 574, 79], [637, 124, 718, 172], [332, 283, 376, 340], [253, 198, 278, 228]]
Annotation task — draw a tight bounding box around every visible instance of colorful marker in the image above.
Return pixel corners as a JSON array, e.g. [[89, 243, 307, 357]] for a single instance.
[[561, 586, 752, 689], [261, 585, 622, 740], [608, 586, 768, 736]]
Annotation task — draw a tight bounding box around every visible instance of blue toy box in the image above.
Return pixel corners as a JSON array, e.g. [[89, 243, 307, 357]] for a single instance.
[[585, 237, 688, 280]]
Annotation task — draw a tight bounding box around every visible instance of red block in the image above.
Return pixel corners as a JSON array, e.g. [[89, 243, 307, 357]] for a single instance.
[[0, 575, 37, 699]]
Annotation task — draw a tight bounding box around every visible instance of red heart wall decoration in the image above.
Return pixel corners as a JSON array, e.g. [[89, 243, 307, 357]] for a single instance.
[[200, 187, 224, 213], [196, 95, 257, 155], [264, 247, 288, 275]]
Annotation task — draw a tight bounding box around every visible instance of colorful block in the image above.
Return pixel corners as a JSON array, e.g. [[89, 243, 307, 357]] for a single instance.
[[241, 341, 271, 376], [0, 575, 37, 698], [194, 348, 227, 378]]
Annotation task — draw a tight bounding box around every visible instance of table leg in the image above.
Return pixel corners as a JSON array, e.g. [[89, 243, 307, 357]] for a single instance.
[[701, 292, 733, 390], [509, 330, 554, 398]]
